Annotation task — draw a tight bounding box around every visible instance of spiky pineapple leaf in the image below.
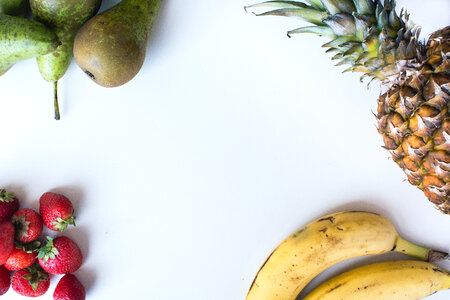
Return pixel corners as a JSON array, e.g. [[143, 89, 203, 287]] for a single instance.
[[254, 7, 328, 25], [304, 0, 325, 10], [245, 1, 329, 25], [323, 14, 356, 36], [320, 0, 355, 14], [322, 35, 358, 48], [245, 1, 311, 11], [287, 25, 335, 38], [353, 0, 375, 15]]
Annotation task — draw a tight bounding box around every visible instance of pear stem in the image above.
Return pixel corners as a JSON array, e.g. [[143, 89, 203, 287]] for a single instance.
[[53, 81, 60, 120]]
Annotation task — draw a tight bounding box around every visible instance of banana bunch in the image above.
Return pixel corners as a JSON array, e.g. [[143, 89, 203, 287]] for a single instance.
[[246, 211, 449, 300]]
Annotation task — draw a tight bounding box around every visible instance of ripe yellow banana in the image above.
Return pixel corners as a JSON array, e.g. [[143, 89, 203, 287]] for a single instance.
[[246, 211, 448, 300], [303, 260, 450, 300]]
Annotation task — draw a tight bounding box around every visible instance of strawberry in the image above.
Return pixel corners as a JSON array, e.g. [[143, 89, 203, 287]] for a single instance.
[[38, 236, 83, 274], [11, 208, 43, 243], [0, 222, 15, 265], [40, 192, 76, 232], [11, 264, 50, 297], [0, 265, 11, 296], [54, 274, 86, 300], [4, 241, 41, 271], [0, 189, 19, 222]]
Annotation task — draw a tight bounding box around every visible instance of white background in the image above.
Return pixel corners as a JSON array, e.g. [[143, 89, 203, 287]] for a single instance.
[[1, 0, 449, 299]]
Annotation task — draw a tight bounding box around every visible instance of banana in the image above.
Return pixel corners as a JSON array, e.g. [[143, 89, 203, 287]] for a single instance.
[[246, 211, 448, 300], [303, 260, 450, 300]]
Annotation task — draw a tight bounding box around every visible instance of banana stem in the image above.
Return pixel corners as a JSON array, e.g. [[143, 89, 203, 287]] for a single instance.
[[394, 236, 448, 262], [54, 81, 60, 120]]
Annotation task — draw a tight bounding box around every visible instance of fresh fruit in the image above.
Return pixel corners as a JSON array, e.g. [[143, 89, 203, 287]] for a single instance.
[[40, 192, 76, 232], [11, 264, 50, 297], [0, 189, 19, 222], [0, 265, 11, 296], [73, 0, 163, 87], [303, 260, 450, 300], [245, 211, 448, 300], [29, 0, 103, 120], [54, 274, 86, 300], [0, 222, 15, 265], [11, 208, 43, 243], [4, 241, 41, 271], [0, 14, 60, 76], [38, 236, 83, 274], [0, 0, 29, 16], [246, 0, 450, 213]]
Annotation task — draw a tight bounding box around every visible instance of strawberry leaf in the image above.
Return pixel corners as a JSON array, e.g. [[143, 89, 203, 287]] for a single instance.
[[22, 264, 49, 291], [29, 279, 39, 291], [37, 236, 59, 262], [15, 240, 41, 253], [0, 189, 15, 203], [52, 211, 76, 232], [12, 214, 31, 239]]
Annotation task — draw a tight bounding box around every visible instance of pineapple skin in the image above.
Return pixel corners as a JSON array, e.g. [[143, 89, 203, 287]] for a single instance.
[[247, 1, 450, 213], [377, 26, 450, 213]]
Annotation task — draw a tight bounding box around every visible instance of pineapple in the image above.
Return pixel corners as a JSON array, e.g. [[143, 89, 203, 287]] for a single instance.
[[246, 0, 449, 213]]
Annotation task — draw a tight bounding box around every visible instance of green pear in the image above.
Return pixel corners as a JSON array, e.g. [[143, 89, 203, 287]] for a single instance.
[[0, 0, 29, 16], [0, 14, 59, 76], [73, 0, 162, 87], [30, 0, 102, 120]]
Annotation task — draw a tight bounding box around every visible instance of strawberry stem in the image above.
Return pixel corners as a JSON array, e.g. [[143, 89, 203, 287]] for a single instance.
[[23, 264, 49, 291], [52, 210, 76, 232]]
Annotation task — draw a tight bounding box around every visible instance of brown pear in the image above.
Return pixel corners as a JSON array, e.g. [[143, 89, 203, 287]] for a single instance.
[[73, 0, 162, 87]]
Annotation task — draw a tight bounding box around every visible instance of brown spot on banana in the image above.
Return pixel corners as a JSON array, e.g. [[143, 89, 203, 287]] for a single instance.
[[319, 228, 327, 233], [432, 268, 445, 273], [318, 216, 335, 223], [292, 227, 306, 238]]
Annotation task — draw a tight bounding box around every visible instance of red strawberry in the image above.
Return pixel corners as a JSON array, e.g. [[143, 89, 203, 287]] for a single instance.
[[4, 241, 41, 271], [38, 236, 83, 274], [40, 192, 76, 232], [11, 264, 50, 297], [0, 189, 19, 222], [0, 222, 15, 265], [0, 265, 11, 296], [11, 208, 43, 243], [54, 274, 86, 300]]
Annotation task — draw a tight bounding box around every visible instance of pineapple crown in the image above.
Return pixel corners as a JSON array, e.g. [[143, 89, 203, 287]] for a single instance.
[[245, 0, 425, 83]]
